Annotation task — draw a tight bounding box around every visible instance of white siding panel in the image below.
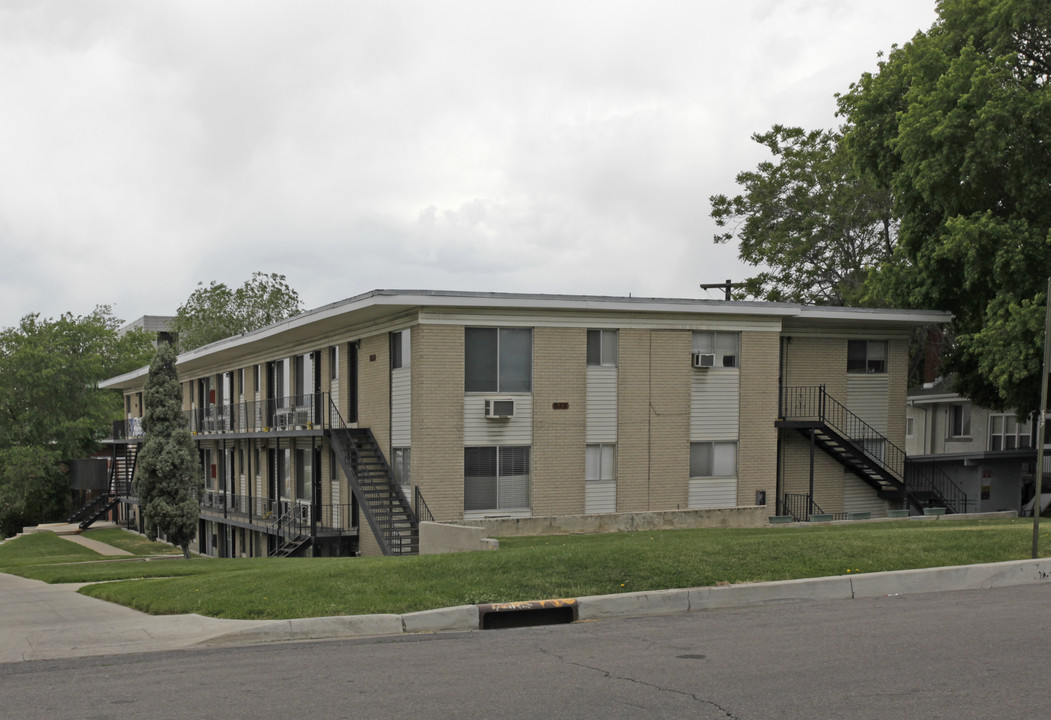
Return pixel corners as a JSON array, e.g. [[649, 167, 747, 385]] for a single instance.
[[846, 375, 889, 434], [464, 394, 533, 445], [843, 471, 890, 517], [585, 480, 617, 514], [688, 478, 738, 509], [690, 370, 740, 442], [391, 368, 411, 446], [586, 367, 618, 443]]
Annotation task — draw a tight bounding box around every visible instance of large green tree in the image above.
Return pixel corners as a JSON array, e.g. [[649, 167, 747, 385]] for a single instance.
[[839, 0, 1051, 412], [172, 272, 303, 351], [0, 308, 154, 536], [710, 125, 896, 305], [134, 341, 202, 558]]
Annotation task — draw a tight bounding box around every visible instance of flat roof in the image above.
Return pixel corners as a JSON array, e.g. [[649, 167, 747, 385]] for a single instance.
[[101, 289, 951, 389]]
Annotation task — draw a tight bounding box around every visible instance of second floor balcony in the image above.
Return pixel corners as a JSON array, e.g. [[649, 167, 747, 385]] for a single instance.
[[113, 392, 336, 441]]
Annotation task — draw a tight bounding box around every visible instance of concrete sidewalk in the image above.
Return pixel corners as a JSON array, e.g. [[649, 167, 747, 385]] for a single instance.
[[0, 573, 268, 663], [4, 556, 1051, 663]]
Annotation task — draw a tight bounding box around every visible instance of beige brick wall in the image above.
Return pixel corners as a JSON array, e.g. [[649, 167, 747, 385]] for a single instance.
[[357, 523, 382, 556], [410, 324, 464, 522], [358, 333, 391, 458], [531, 327, 587, 516], [738, 331, 779, 511], [780, 432, 846, 512], [616, 329, 690, 511], [886, 337, 908, 449], [783, 336, 848, 400]]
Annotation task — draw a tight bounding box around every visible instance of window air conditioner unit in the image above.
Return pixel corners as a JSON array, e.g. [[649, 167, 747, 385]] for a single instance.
[[692, 352, 716, 369], [484, 398, 515, 419]]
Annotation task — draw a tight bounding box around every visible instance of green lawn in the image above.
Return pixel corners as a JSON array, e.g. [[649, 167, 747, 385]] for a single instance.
[[0, 518, 1045, 620]]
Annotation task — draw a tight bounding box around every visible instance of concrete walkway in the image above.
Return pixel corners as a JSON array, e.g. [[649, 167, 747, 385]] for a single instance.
[[56, 533, 134, 556], [0, 573, 269, 663], [4, 556, 1051, 663]]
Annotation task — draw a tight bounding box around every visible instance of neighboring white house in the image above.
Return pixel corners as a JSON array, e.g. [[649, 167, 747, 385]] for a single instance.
[[906, 374, 1037, 514]]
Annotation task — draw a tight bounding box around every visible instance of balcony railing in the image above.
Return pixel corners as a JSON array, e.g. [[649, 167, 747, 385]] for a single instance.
[[113, 393, 331, 440], [189, 392, 328, 435], [199, 491, 355, 532]]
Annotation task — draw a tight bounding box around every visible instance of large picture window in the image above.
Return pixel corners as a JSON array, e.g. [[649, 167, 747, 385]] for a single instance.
[[689, 441, 737, 478], [464, 446, 530, 511], [847, 340, 887, 373], [465, 328, 532, 392], [989, 414, 1030, 450]]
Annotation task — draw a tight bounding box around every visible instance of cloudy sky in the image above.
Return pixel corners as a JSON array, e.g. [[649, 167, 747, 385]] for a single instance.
[[0, 1, 938, 329]]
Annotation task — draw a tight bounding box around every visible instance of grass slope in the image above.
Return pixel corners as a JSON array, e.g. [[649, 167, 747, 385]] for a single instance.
[[1, 518, 1043, 620]]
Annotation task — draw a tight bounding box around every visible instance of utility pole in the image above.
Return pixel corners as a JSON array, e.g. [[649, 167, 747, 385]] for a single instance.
[[700, 280, 737, 301], [1033, 277, 1051, 558]]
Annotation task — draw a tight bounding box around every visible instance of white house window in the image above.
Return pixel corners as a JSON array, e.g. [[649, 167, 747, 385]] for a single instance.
[[585, 444, 616, 481], [390, 330, 410, 369], [692, 331, 739, 368], [464, 446, 530, 511], [465, 328, 532, 393], [847, 340, 887, 373], [586, 330, 618, 367], [989, 414, 1032, 450], [906, 416, 915, 437], [689, 441, 737, 477], [948, 404, 971, 438]]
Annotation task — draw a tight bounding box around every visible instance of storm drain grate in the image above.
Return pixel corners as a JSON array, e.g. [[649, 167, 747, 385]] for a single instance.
[[477, 599, 579, 630]]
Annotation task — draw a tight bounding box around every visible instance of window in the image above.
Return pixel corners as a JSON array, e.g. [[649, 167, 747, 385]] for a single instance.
[[390, 330, 410, 369], [906, 416, 915, 438], [689, 441, 737, 477], [948, 404, 971, 438], [330, 346, 339, 380], [295, 448, 312, 500], [692, 331, 739, 368], [587, 330, 618, 367], [465, 328, 532, 393], [847, 340, 887, 373], [464, 446, 530, 511], [392, 448, 411, 493], [990, 414, 1032, 451], [585, 444, 616, 481]]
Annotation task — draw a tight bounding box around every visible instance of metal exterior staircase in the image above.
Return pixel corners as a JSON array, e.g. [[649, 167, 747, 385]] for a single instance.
[[779, 385, 967, 514], [328, 401, 418, 556], [67, 444, 139, 530]]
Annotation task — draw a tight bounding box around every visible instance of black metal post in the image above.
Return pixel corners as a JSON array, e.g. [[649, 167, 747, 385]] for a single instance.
[[808, 428, 816, 518]]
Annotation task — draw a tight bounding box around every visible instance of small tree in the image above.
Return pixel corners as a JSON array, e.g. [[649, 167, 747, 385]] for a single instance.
[[135, 342, 201, 558]]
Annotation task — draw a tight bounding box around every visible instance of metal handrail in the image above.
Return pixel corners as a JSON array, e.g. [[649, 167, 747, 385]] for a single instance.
[[328, 397, 418, 555], [781, 385, 905, 482], [781, 385, 968, 513], [414, 486, 435, 523]]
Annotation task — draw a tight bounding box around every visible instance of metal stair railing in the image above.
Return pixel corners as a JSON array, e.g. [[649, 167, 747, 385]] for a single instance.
[[905, 462, 970, 514], [414, 486, 435, 523], [328, 397, 419, 556], [781, 385, 906, 483], [781, 385, 968, 513], [267, 503, 311, 557]]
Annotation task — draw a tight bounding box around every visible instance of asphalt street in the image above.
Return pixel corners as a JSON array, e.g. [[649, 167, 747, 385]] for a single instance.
[[4, 583, 1049, 720]]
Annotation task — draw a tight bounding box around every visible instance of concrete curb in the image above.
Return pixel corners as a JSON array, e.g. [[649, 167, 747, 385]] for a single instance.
[[197, 557, 1051, 648]]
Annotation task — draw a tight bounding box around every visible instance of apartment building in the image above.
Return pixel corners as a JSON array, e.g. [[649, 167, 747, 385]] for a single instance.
[[96, 290, 949, 557]]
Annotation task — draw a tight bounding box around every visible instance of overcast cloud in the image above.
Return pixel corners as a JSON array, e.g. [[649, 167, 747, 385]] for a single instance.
[[0, 1, 938, 328]]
